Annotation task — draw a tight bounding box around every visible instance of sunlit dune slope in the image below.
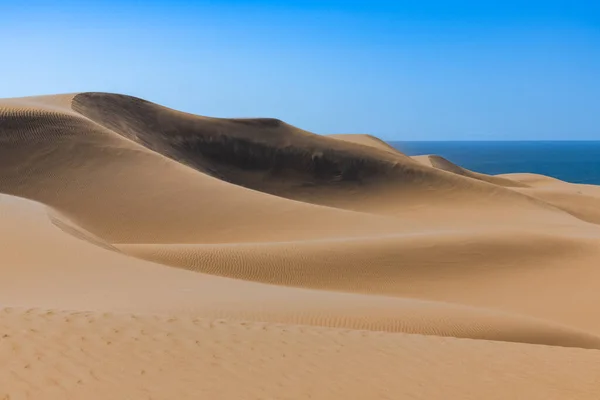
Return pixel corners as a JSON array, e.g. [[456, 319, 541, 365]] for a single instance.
[[4, 193, 600, 349], [328, 133, 405, 154]]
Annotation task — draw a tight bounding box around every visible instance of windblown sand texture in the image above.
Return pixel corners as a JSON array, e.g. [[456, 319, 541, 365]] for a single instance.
[[1, 92, 600, 398]]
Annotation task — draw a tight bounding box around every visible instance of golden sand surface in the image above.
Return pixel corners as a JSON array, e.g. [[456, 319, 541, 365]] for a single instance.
[[1, 92, 599, 398]]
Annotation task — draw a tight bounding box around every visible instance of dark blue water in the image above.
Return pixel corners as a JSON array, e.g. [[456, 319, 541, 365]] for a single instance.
[[390, 141, 600, 185]]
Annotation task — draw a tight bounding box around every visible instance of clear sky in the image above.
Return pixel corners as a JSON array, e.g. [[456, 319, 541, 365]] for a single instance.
[[2, 0, 599, 140]]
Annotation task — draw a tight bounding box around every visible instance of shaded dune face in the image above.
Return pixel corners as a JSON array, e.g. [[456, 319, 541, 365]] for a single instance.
[[70, 93, 570, 220], [72, 93, 418, 192]]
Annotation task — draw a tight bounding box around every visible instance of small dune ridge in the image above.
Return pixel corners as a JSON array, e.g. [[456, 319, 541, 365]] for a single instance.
[[2, 92, 600, 398]]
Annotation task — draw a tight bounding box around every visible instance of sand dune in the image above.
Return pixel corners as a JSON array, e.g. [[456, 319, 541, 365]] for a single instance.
[[328, 133, 406, 154], [412, 154, 528, 187], [5, 193, 598, 348], [2, 92, 600, 398]]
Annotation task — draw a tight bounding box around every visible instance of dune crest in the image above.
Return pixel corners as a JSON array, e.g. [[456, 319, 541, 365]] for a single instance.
[[2, 92, 600, 398], [412, 154, 528, 187]]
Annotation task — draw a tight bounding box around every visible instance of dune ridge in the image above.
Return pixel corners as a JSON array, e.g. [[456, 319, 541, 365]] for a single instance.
[[2, 92, 600, 398], [412, 154, 529, 187]]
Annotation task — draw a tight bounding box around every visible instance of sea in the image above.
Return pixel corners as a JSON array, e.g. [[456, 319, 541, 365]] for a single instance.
[[391, 141, 600, 185]]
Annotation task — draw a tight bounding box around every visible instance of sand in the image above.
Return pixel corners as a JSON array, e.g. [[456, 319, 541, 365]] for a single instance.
[[1, 93, 600, 398]]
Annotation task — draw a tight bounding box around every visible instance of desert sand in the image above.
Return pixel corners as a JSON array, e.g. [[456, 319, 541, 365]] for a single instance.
[[1, 92, 600, 398]]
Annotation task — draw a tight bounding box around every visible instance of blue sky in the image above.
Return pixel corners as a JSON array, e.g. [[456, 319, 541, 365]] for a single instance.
[[2, 0, 599, 140]]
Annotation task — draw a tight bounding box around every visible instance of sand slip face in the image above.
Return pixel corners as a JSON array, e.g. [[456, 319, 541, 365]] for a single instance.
[[2, 93, 600, 398]]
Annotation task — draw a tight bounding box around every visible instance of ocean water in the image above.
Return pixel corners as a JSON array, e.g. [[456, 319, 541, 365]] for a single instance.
[[391, 141, 600, 185]]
